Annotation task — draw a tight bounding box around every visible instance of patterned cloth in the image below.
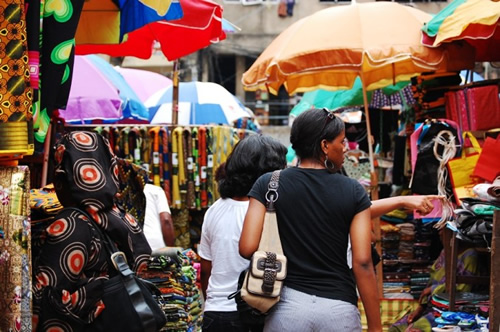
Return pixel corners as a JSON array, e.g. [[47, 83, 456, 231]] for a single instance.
[[388, 248, 478, 332], [0, 166, 32, 331], [32, 131, 151, 331], [358, 299, 418, 331], [0, 0, 33, 123], [115, 158, 148, 226]]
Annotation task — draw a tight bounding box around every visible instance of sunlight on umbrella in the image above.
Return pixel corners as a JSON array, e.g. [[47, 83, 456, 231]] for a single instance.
[[146, 82, 249, 125], [242, 1, 475, 173]]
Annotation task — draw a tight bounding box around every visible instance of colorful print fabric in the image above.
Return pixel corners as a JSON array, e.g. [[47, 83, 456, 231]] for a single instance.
[[0, 166, 32, 331], [0, 0, 33, 123], [33, 131, 151, 331]]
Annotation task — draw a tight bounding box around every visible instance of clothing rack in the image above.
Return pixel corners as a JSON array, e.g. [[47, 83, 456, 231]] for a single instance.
[[55, 123, 254, 211]]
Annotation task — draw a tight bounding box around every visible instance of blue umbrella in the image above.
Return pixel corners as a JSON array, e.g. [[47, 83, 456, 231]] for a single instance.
[[146, 81, 250, 125], [86, 55, 149, 122]]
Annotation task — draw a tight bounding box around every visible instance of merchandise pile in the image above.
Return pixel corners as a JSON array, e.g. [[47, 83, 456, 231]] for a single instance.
[[139, 248, 203, 332]]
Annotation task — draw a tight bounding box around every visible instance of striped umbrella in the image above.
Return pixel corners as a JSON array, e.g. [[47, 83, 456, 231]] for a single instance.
[[421, 0, 500, 61]]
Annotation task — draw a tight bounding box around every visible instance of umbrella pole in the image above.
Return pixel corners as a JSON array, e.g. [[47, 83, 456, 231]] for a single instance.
[[172, 59, 180, 125], [361, 76, 383, 297]]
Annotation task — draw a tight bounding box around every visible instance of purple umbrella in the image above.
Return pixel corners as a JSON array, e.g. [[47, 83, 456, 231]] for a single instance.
[[115, 67, 172, 103], [59, 56, 122, 123]]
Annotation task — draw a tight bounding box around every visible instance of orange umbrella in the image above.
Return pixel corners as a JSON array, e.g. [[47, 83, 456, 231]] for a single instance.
[[242, 1, 474, 172], [243, 2, 473, 96]]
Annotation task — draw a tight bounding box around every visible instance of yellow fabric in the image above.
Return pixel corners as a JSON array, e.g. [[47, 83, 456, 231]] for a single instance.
[[139, 0, 172, 16], [171, 127, 183, 209], [242, 2, 475, 96], [358, 299, 418, 331], [434, 0, 500, 46], [448, 132, 481, 202]]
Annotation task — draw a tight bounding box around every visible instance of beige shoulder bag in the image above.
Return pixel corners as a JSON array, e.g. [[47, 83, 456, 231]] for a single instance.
[[240, 170, 287, 313]]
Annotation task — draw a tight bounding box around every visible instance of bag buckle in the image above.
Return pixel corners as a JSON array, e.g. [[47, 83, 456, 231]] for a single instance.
[[111, 251, 128, 272], [261, 252, 278, 293]]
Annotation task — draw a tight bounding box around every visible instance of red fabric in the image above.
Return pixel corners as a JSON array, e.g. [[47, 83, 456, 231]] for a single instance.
[[75, 0, 226, 61], [473, 135, 500, 182], [445, 84, 500, 132]]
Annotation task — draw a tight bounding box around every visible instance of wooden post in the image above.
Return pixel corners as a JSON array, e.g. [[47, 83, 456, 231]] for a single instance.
[[490, 210, 499, 332], [360, 74, 382, 297], [172, 59, 180, 125]]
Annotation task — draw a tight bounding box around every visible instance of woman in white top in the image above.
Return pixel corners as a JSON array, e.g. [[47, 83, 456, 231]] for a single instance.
[[198, 135, 287, 332]]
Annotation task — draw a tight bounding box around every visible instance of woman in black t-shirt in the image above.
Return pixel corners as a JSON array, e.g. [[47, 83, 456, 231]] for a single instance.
[[240, 108, 382, 332]]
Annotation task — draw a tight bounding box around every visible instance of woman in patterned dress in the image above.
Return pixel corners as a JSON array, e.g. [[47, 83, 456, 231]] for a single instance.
[[32, 131, 152, 331]]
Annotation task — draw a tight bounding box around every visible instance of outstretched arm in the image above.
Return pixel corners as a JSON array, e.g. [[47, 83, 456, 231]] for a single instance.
[[370, 195, 443, 219]]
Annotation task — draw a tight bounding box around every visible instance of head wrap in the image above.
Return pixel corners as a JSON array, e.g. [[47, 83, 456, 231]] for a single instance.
[[53, 131, 151, 270]]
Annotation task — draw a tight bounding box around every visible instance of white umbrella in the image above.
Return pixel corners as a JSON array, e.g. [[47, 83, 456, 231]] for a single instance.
[[146, 81, 250, 125]]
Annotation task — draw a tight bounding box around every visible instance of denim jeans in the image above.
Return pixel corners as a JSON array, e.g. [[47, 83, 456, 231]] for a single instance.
[[203, 311, 263, 332]]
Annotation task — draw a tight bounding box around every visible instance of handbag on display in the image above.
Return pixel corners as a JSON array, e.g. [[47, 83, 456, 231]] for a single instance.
[[69, 208, 167, 332], [473, 134, 500, 183], [447, 132, 482, 205], [229, 170, 287, 320], [445, 84, 500, 132]]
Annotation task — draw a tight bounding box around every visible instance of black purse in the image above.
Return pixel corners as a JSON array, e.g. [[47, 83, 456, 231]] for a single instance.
[[72, 208, 167, 332]]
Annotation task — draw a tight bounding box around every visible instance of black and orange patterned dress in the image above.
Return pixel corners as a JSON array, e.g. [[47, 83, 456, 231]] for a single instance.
[[32, 131, 152, 331]]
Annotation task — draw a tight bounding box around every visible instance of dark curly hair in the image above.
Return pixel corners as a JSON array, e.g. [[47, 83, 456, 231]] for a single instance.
[[218, 135, 287, 199], [290, 108, 344, 161]]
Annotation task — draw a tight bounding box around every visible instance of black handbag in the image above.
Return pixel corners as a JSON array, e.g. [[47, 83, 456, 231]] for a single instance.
[[73, 208, 167, 332]]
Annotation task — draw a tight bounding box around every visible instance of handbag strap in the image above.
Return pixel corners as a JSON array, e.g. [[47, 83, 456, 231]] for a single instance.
[[63, 207, 159, 332], [258, 170, 284, 254], [462, 131, 482, 157], [62, 207, 134, 277]]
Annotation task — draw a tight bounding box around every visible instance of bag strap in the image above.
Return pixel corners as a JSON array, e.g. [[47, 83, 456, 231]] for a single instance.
[[62, 207, 134, 276], [258, 170, 283, 254], [63, 207, 158, 332], [462, 131, 482, 157]]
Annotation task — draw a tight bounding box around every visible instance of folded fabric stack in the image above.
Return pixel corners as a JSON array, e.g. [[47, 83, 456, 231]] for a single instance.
[[431, 310, 489, 331], [380, 209, 410, 224], [431, 292, 490, 314], [410, 73, 462, 122], [140, 249, 203, 331], [29, 184, 63, 222], [396, 223, 415, 260], [454, 198, 500, 248], [381, 222, 400, 261]]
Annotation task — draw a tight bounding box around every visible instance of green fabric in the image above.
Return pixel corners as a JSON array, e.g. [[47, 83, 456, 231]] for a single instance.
[[421, 0, 467, 37], [289, 77, 409, 117]]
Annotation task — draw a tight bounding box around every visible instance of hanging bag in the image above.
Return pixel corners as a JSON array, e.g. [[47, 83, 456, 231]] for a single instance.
[[447, 132, 482, 204], [67, 208, 167, 332], [472, 134, 500, 183], [229, 170, 287, 323]]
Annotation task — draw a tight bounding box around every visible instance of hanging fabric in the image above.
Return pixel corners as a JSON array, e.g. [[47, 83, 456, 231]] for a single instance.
[[171, 127, 184, 209], [191, 127, 201, 210], [149, 126, 161, 186], [198, 126, 208, 208], [185, 127, 196, 210], [159, 127, 171, 205], [0, 166, 31, 330]]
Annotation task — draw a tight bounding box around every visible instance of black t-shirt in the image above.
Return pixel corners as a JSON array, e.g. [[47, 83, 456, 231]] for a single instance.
[[249, 167, 371, 305]]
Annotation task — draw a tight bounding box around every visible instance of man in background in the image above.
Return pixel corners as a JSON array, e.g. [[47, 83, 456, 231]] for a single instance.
[[143, 183, 175, 250]]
